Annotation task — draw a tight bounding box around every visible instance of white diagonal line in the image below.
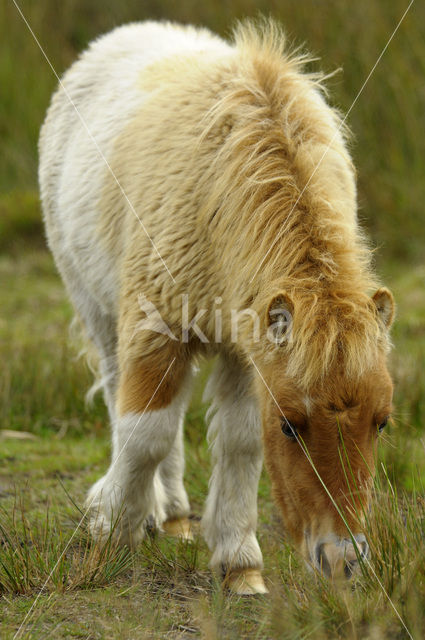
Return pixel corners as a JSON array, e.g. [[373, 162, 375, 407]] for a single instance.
[[249, 0, 414, 284], [249, 355, 413, 640], [11, 0, 176, 285], [13, 358, 176, 640]]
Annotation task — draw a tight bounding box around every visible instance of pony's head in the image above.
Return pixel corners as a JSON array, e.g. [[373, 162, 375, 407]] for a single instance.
[[256, 286, 394, 578]]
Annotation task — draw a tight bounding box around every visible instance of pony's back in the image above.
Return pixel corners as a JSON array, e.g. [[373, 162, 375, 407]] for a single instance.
[[38, 21, 232, 314]]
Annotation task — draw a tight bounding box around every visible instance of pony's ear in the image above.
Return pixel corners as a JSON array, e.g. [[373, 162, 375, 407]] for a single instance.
[[372, 287, 395, 329], [266, 292, 294, 345]]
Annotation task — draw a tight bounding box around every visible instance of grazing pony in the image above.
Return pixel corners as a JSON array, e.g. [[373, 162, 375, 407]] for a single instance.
[[39, 20, 395, 594]]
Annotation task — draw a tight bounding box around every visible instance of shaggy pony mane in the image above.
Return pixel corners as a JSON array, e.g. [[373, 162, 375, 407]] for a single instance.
[[200, 20, 388, 387]]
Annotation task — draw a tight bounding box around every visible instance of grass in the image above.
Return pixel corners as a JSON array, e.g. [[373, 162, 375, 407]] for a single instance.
[[1, 0, 425, 637]]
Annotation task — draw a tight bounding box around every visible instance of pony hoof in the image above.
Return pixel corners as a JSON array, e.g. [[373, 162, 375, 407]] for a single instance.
[[162, 517, 193, 541], [225, 569, 268, 595]]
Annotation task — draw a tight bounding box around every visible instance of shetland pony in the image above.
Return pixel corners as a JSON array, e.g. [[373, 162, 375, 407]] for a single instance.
[[39, 20, 395, 594]]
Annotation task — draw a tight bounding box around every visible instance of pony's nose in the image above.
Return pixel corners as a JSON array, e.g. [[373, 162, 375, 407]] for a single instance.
[[315, 534, 369, 578]]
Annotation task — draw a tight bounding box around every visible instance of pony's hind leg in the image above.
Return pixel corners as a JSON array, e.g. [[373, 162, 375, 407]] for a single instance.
[[87, 350, 193, 547], [48, 251, 119, 423], [82, 308, 118, 422], [202, 356, 267, 594]]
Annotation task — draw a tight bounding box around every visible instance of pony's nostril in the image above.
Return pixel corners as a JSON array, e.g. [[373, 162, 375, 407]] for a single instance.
[[344, 558, 357, 578], [316, 543, 332, 577], [343, 536, 369, 577], [360, 539, 369, 559], [353, 534, 369, 560]]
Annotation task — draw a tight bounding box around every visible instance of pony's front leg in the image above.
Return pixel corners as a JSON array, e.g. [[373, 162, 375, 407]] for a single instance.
[[202, 358, 267, 595], [87, 351, 192, 547]]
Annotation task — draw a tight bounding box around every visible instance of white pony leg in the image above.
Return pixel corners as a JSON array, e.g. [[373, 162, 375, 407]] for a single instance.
[[87, 375, 192, 546], [47, 252, 119, 423], [202, 358, 266, 593], [83, 310, 118, 422], [159, 415, 193, 539]]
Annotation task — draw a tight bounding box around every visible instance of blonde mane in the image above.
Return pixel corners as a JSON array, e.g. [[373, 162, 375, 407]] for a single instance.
[[199, 20, 387, 387]]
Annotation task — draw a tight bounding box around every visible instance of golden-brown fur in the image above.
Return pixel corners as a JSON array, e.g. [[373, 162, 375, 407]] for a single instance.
[[259, 358, 393, 548], [97, 21, 390, 401]]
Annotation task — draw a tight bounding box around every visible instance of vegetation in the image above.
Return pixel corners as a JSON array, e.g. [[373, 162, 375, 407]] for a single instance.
[[1, 0, 424, 637]]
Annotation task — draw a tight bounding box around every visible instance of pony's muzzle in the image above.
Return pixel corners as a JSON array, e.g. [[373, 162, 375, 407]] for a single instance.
[[314, 534, 368, 578]]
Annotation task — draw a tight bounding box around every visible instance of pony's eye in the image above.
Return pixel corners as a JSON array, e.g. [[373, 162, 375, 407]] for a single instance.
[[281, 417, 297, 439], [378, 417, 389, 433]]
